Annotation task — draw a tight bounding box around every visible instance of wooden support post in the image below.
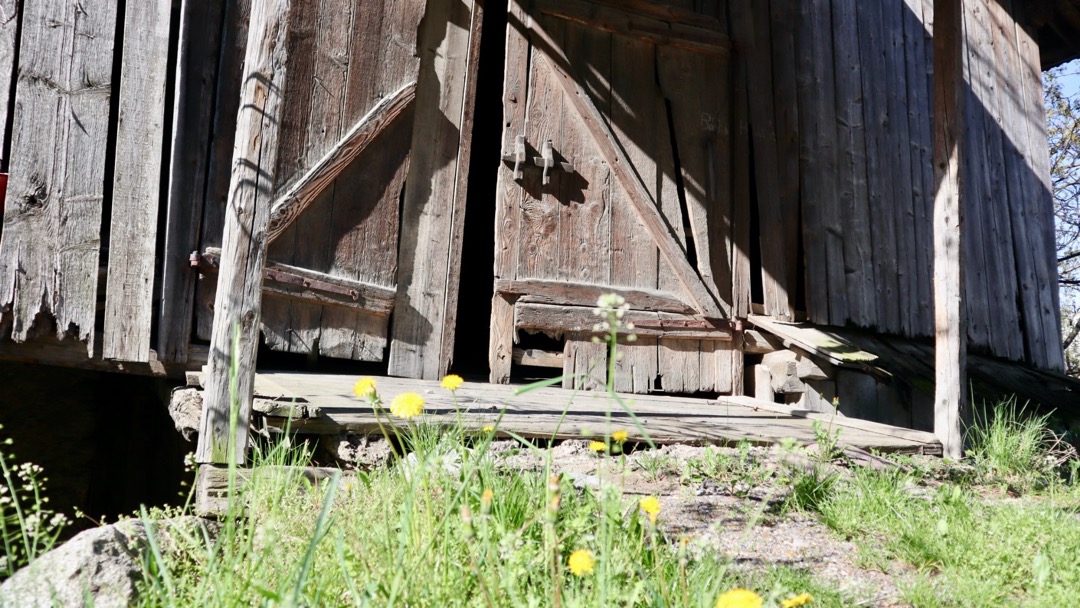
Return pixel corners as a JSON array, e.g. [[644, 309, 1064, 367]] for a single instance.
[[195, 0, 290, 465], [932, 0, 967, 459]]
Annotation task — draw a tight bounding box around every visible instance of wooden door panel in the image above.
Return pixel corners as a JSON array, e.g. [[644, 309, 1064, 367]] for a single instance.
[[493, 0, 740, 394], [196, 0, 423, 362]]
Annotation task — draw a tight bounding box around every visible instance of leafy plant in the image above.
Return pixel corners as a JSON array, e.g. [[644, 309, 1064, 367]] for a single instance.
[[966, 397, 1057, 489]]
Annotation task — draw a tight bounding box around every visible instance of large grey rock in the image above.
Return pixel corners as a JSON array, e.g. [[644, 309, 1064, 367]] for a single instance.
[[0, 517, 218, 608]]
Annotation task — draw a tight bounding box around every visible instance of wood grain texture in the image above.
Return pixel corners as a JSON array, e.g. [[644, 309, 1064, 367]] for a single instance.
[[609, 33, 661, 393], [490, 0, 531, 384], [857, 0, 901, 334], [932, 0, 967, 459], [728, 9, 752, 321], [103, 0, 172, 362], [265, 81, 416, 244], [260, 0, 421, 362], [516, 303, 732, 340], [730, 1, 792, 320], [195, 0, 250, 341], [157, 0, 228, 363], [0, 0, 116, 354], [196, 0, 290, 465], [388, 0, 482, 379], [1011, 0, 1065, 370], [768, 0, 801, 322], [0, 0, 17, 168], [831, 0, 874, 329], [523, 11, 726, 320], [961, 0, 1015, 356], [240, 372, 943, 454], [534, 0, 730, 55], [795, 0, 842, 326], [903, 0, 935, 337], [882, 0, 918, 338], [497, 278, 696, 314]]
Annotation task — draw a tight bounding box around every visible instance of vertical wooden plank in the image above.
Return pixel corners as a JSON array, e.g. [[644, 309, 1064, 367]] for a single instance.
[[729, 8, 752, 320], [388, 0, 483, 379], [652, 46, 701, 394], [157, 0, 228, 363], [1013, 3, 1065, 370], [516, 18, 564, 284], [883, 0, 919, 337], [0, 0, 117, 353], [261, 0, 335, 359], [564, 336, 607, 390], [903, 0, 935, 337], [103, 0, 172, 362], [991, 0, 1042, 366], [558, 21, 610, 288], [657, 45, 730, 393], [558, 19, 611, 388], [490, 294, 516, 383], [962, 0, 1022, 359], [0, 0, 18, 168], [729, 1, 792, 320], [769, 0, 801, 318], [796, 0, 845, 326], [609, 35, 660, 394], [196, 0, 290, 465], [932, 0, 967, 459], [857, 0, 901, 334], [195, 0, 251, 341], [491, 0, 530, 384], [832, 0, 874, 329]]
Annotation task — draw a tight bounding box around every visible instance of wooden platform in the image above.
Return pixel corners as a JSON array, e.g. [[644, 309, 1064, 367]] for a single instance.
[[237, 372, 942, 455]]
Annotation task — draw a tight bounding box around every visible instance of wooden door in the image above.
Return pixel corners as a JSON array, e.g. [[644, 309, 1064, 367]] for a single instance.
[[490, 0, 746, 394], [189, 0, 480, 376]]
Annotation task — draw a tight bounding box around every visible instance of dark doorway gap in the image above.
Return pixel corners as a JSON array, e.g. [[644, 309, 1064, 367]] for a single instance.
[[449, 0, 508, 381]]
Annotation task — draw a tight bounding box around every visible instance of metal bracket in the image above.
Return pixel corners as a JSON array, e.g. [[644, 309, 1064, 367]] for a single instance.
[[501, 134, 526, 179], [532, 139, 575, 185], [533, 139, 555, 185]]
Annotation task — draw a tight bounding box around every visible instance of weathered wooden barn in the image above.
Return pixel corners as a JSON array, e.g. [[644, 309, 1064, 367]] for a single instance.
[[0, 0, 1078, 462]]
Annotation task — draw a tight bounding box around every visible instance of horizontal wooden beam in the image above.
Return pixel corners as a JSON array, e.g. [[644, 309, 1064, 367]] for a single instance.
[[584, 0, 722, 31], [495, 278, 696, 314], [0, 337, 206, 378], [512, 347, 564, 368], [534, 0, 730, 55], [195, 464, 341, 517], [199, 249, 395, 316], [741, 329, 783, 354], [266, 81, 417, 244], [516, 303, 733, 340]]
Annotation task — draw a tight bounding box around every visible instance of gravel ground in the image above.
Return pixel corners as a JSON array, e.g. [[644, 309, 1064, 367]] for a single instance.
[[486, 440, 914, 606]]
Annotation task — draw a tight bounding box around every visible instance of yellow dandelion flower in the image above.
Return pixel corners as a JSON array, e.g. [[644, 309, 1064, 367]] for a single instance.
[[482, 425, 495, 432], [612, 430, 629, 443], [567, 549, 595, 576], [441, 374, 464, 391], [715, 589, 763, 608], [353, 377, 377, 399], [782, 593, 814, 608], [389, 392, 425, 419], [639, 496, 661, 522], [588, 441, 607, 452]]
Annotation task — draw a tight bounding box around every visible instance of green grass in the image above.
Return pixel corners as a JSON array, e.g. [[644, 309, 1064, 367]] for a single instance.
[[133, 426, 835, 607], [812, 467, 1080, 607]]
